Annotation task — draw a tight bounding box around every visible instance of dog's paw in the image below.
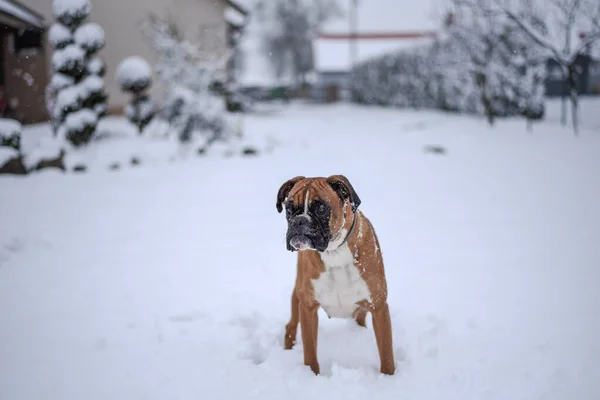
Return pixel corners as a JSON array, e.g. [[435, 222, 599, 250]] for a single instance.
[[284, 334, 296, 349]]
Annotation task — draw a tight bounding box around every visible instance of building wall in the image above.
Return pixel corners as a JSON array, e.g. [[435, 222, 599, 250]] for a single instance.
[[1, 31, 49, 124], [21, 0, 228, 115]]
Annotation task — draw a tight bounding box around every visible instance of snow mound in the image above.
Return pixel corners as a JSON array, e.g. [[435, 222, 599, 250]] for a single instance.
[[48, 23, 73, 48], [116, 56, 152, 91], [52, 44, 85, 72], [74, 22, 105, 51], [21, 138, 65, 171], [53, 0, 90, 21]]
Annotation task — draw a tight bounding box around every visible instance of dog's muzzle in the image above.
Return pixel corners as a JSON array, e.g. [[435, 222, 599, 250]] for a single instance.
[[286, 215, 328, 252]]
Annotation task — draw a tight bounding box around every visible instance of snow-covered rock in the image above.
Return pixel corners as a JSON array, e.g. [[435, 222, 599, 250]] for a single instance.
[[48, 23, 73, 49], [116, 56, 152, 92], [74, 22, 105, 53]]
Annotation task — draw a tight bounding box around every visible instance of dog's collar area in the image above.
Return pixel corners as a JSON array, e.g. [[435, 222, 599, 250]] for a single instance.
[[334, 211, 358, 250]]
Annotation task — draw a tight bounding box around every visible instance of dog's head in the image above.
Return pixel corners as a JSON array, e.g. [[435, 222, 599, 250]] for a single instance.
[[276, 175, 361, 252]]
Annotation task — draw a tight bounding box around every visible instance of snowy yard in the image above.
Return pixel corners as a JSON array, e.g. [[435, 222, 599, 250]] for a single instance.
[[1, 101, 600, 400]]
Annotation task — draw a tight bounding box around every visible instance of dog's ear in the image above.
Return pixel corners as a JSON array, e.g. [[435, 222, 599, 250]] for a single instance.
[[327, 175, 361, 212], [276, 176, 305, 213]]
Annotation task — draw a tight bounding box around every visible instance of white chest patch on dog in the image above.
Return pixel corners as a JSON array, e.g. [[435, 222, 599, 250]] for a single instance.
[[312, 243, 371, 318]]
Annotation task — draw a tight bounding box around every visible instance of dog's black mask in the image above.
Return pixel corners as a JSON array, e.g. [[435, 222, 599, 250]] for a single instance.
[[285, 198, 331, 252]]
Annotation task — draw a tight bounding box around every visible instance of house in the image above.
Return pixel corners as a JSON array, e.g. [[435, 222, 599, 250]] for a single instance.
[[14, 0, 248, 123], [0, 0, 47, 123], [311, 0, 441, 103], [545, 55, 600, 97]]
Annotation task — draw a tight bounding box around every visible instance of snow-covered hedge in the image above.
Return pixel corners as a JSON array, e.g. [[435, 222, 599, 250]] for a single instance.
[[350, 22, 546, 122]]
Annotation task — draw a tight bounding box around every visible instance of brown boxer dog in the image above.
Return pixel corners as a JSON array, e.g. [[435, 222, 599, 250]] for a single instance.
[[276, 175, 395, 375]]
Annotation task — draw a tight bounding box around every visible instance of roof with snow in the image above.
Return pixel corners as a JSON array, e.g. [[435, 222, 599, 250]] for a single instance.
[[0, 0, 44, 29]]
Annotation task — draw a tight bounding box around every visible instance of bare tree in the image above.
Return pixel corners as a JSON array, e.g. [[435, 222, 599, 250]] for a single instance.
[[493, 0, 600, 134]]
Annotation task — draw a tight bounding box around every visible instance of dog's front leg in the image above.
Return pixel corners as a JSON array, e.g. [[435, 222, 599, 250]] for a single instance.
[[284, 288, 299, 349], [300, 303, 320, 375], [371, 301, 395, 375]]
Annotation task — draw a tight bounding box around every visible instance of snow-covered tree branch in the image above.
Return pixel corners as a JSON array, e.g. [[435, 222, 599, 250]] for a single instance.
[[491, 0, 600, 134], [140, 14, 237, 147]]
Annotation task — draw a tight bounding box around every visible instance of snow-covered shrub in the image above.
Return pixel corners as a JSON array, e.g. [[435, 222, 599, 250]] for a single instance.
[[0, 118, 22, 151], [117, 56, 155, 133], [350, 8, 546, 124], [0, 119, 25, 174], [47, 0, 108, 147], [140, 15, 237, 147]]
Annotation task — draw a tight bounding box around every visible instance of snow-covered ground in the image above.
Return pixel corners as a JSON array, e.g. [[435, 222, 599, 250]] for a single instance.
[[1, 100, 599, 400]]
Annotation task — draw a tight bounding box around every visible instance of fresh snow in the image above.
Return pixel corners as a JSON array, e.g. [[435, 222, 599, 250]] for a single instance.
[[1, 100, 600, 400], [74, 22, 105, 49], [116, 56, 152, 86], [53, 0, 90, 18], [48, 23, 73, 47]]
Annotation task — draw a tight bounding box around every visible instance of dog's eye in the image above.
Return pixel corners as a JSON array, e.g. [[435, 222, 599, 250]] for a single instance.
[[315, 203, 327, 216]]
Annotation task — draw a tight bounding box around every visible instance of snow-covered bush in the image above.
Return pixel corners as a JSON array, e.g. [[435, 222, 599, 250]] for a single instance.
[[117, 56, 155, 133], [47, 0, 108, 147], [0, 119, 25, 174], [350, 6, 546, 124], [140, 14, 237, 147], [0, 118, 22, 151]]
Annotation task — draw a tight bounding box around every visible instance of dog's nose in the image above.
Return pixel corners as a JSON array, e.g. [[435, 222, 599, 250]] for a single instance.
[[292, 218, 307, 228], [290, 216, 311, 231]]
